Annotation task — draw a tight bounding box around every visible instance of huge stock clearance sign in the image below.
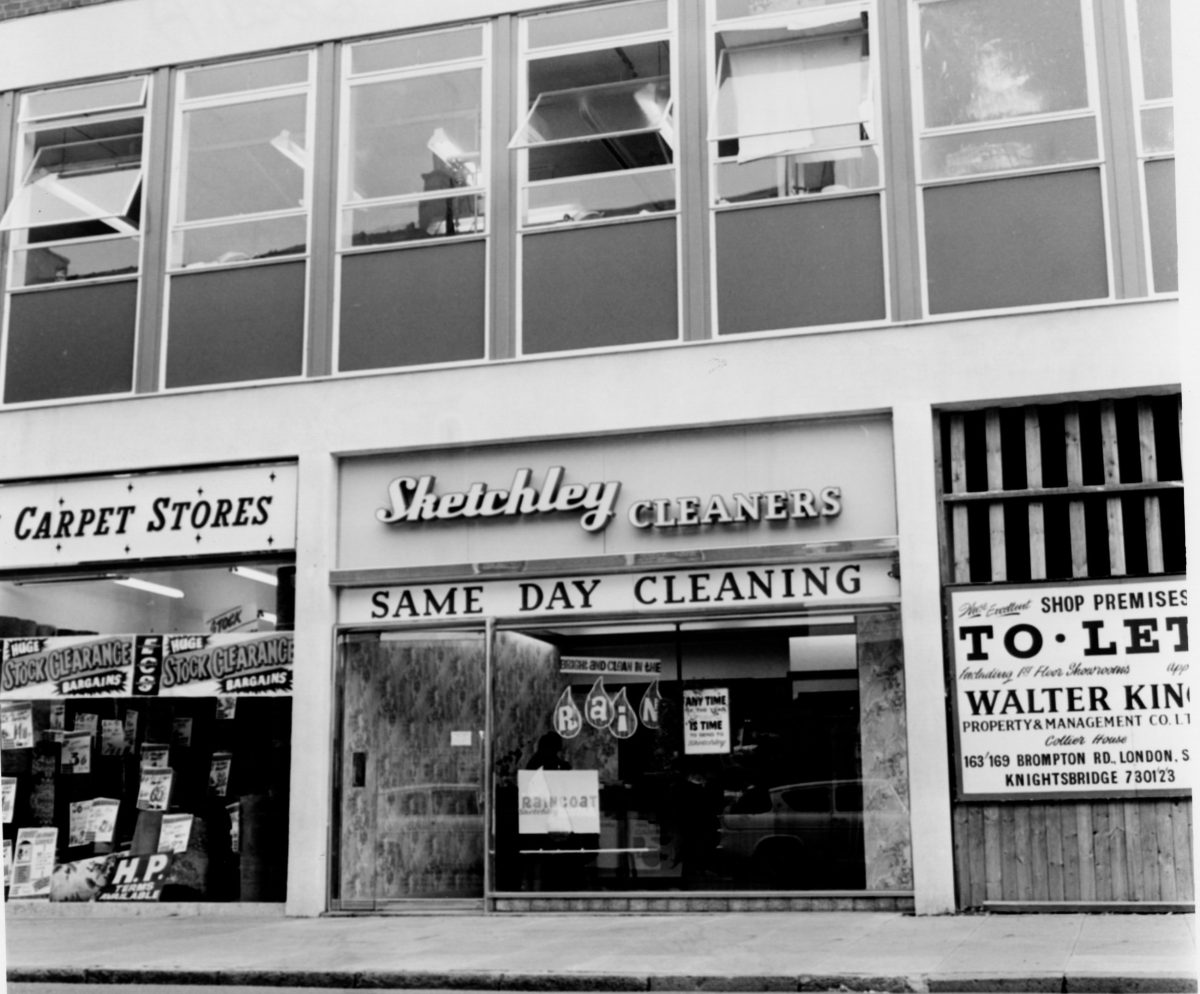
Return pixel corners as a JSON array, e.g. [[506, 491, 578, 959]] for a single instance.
[[949, 577, 1191, 801]]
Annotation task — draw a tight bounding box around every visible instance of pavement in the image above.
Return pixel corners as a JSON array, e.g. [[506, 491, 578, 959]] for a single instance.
[[3, 909, 1197, 992]]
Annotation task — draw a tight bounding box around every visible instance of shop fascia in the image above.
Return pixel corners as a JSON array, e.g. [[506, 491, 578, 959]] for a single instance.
[[376, 465, 843, 533]]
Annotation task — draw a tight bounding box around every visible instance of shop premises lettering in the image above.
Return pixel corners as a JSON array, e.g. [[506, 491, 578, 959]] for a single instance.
[[377, 466, 843, 533], [11, 495, 274, 541]]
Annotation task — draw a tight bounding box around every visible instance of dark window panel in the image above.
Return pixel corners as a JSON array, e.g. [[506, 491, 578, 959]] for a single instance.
[[521, 218, 677, 354], [716, 195, 885, 335], [339, 242, 486, 372], [5, 281, 136, 403], [924, 170, 1108, 314], [166, 262, 305, 388]]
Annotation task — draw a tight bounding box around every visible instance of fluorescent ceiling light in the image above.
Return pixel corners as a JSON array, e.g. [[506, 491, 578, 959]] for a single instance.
[[258, 611, 278, 624], [231, 566, 278, 586], [113, 577, 184, 598]]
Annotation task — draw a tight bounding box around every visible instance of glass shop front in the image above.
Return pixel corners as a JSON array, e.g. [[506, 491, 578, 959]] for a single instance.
[[0, 463, 297, 905], [332, 419, 914, 911]]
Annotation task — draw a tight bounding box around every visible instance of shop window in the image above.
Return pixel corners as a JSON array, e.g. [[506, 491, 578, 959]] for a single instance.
[[915, 0, 1108, 313], [490, 618, 911, 894], [0, 561, 295, 903], [513, 0, 679, 352], [165, 53, 313, 388], [1130, 0, 1175, 292], [710, 1, 885, 334], [1, 77, 147, 402], [337, 25, 488, 371]]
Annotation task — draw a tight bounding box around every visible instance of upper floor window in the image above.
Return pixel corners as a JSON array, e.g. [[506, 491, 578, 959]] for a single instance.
[[169, 53, 313, 269], [914, 0, 1109, 314], [510, 0, 675, 227], [1, 77, 147, 289], [711, 1, 878, 204], [341, 26, 487, 247]]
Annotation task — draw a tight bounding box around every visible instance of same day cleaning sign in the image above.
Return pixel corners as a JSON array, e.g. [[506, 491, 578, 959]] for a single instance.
[[949, 577, 1191, 800]]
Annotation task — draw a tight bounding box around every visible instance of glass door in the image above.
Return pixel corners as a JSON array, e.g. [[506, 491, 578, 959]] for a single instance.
[[335, 630, 486, 910]]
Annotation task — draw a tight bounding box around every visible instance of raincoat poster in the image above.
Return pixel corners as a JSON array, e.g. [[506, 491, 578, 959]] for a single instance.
[[518, 769, 600, 834]]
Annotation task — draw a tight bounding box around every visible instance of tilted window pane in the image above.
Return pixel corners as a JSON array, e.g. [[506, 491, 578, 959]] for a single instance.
[[10, 237, 140, 288], [184, 53, 309, 100], [21, 77, 146, 121], [180, 96, 307, 222], [350, 70, 482, 201], [1, 135, 141, 232], [527, 0, 667, 49], [174, 215, 307, 268], [344, 196, 485, 247], [1137, 0, 1172, 101], [919, 0, 1089, 129], [512, 76, 671, 148], [350, 26, 483, 75], [524, 168, 675, 226], [920, 116, 1097, 179], [716, 145, 879, 202], [1140, 105, 1173, 155], [715, 19, 871, 162]]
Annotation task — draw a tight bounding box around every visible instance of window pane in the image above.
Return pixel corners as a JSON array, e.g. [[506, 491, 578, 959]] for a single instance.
[[1140, 105, 1173, 155], [1, 143, 141, 233], [185, 53, 308, 100], [350, 26, 483, 75], [174, 215, 307, 268], [716, 145, 879, 202], [350, 70, 482, 201], [920, 116, 1097, 179], [716, 0, 861, 19], [21, 77, 146, 121], [1137, 0, 1172, 101], [180, 96, 307, 222], [344, 196, 485, 247], [524, 168, 675, 225], [1145, 158, 1177, 292], [715, 25, 871, 160], [527, 0, 667, 49], [919, 0, 1089, 128], [10, 237, 139, 288], [511, 76, 671, 147]]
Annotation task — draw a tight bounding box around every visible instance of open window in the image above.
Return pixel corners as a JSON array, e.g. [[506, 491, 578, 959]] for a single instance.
[[2, 78, 147, 289], [512, 0, 675, 227], [711, 5, 877, 202]]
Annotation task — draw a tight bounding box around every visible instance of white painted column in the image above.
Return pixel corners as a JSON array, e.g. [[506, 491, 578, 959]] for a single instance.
[[284, 449, 339, 916], [892, 402, 957, 914]]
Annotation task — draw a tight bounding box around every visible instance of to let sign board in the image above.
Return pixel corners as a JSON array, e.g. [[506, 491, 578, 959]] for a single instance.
[[949, 577, 1191, 800]]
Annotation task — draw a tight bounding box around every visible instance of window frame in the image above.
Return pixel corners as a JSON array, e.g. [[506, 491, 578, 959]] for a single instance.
[[909, 0, 1115, 318], [166, 50, 317, 275]]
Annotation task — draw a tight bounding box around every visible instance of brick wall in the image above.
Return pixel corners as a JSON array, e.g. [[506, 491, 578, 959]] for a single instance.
[[0, 0, 119, 21]]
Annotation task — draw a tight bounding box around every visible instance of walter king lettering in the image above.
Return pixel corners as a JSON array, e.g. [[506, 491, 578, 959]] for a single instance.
[[377, 467, 620, 532]]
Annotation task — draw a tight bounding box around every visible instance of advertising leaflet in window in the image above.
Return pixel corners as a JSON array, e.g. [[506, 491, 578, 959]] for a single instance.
[[0, 631, 294, 698], [949, 577, 1191, 800]]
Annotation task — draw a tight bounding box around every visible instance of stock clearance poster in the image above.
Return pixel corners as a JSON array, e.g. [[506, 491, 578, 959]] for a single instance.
[[948, 577, 1191, 800]]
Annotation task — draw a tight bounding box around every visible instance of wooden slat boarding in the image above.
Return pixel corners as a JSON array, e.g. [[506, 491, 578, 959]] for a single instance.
[[1100, 401, 1127, 574], [1063, 404, 1089, 576], [986, 410, 1006, 580], [1138, 400, 1165, 572], [950, 414, 970, 582], [1025, 409, 1047, 579]]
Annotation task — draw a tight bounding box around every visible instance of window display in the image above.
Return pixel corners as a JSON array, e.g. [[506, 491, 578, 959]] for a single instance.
[[0, 561, 294, 903]]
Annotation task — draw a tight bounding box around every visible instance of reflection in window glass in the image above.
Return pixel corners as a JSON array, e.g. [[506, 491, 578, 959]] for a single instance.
[[172, 57, 311, 268], [920, 116, 1097, 180], [22, 77, 147, 121], [919, 0, 1089, 129], [712, 8, 875, 203], [514, 4, 674, 226], [12, 238, 140, 287], [342, 27, 486, 249], [527, 0, 667, 49]]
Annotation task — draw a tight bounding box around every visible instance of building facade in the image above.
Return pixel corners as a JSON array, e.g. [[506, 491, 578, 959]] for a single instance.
[[0, 0, 1188, 916]]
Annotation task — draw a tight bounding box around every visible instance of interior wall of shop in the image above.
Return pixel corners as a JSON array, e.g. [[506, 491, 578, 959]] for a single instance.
[[0, 298, 1180, 916]]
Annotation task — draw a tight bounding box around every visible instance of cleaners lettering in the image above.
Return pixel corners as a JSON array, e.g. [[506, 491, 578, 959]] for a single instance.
[[377, 467, 620, 533]]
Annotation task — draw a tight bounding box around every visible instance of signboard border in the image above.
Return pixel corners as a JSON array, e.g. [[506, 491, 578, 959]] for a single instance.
[[945, 575, 1191, 804]]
